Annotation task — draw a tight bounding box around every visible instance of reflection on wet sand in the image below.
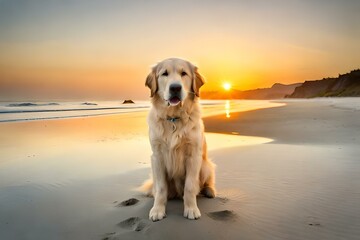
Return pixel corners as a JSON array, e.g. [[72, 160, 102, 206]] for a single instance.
[[0, 100, 282, 187], [201, 100, 285, 118], [0, 100, 285, 240], [225, 100, 231, 118]]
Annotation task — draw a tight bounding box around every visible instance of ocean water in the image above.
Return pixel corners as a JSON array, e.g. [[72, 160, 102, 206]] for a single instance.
[[0, 100, 233, 122], [0, 101, 151, 122]]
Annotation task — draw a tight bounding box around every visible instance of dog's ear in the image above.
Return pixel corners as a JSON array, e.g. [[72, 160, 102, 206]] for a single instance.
[[192, 67, 205, 97], [145, 66, 158, 97]]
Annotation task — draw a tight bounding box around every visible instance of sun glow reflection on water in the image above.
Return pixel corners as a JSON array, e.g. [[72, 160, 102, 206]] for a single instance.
[[225, 100, 231, 118], [0, 100, 282, 186]]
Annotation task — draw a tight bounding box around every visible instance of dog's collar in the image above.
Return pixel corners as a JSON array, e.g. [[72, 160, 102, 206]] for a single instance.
[[166, 116, 181, 123]]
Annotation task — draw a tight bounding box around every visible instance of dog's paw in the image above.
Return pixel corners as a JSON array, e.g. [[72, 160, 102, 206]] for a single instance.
[[202, 186, 216, 198], [149, 206, 166, 222], [184, 206, 201, 220]]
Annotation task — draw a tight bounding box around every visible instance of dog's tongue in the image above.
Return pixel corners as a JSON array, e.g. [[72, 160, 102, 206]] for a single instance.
[[169, 96, 181, 105]]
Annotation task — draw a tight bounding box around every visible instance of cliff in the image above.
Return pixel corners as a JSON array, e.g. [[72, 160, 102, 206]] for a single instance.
[[201, 83, 301, 100], [287, 69, 360, 98]]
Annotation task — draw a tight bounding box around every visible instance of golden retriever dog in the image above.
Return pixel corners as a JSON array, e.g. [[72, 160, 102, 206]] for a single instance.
[[141, 58, 216, 221]]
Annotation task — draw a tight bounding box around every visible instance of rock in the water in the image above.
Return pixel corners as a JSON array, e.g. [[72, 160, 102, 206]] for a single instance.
[[7, 102, 60, 107], [123, 99, 135, 104], [81, 102, 98, 105], [8, 103, 38, 107]]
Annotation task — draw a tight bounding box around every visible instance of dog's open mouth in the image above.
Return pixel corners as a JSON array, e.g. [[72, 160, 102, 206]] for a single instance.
[[169, 96, 181, 106]]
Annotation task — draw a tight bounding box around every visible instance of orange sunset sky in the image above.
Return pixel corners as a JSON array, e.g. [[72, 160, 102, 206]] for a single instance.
[[0, 0, 359, 100]]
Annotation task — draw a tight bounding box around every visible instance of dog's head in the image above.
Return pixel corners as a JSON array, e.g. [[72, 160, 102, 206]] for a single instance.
[[145, 58, 205, 106]]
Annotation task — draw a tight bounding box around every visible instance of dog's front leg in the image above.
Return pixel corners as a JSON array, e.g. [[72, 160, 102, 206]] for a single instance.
[[183, 151, 202, 220], [149, 153, 167, 221]]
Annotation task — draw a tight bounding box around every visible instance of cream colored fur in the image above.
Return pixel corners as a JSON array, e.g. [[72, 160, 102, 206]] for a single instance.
[[141, 58, 216, 221]]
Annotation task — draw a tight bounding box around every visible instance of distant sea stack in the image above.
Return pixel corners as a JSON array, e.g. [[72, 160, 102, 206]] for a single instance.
[[82, 102, 98, 106], [201, 83, 301, 100], [7, 102, 59, 107], [287, 69, 360, 98], [123, 100, 135, 104]]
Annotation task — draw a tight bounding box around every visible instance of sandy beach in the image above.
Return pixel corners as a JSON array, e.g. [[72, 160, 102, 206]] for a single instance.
[[0, 99, 359, 240]]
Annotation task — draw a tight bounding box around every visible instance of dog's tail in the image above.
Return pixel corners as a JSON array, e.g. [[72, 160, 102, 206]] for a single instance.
[[137, 178, 153, 197]]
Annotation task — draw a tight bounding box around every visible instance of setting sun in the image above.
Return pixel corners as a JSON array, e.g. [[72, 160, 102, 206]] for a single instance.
[[223, 82, 232, 91]]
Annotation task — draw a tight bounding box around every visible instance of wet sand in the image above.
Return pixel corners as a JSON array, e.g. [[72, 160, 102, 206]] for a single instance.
[[0, 99, 359, 239], [203, 98, 360, 240]]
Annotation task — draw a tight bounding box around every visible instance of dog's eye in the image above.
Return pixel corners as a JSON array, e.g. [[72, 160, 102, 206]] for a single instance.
[[181, 71, 187, 77], [162, 70, 168, 77]]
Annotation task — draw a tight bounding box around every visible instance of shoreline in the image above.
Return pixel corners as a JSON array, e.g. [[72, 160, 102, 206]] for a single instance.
[[1, 99, 359, 240], [204, 99, 360, 145], [0, 99, 284, 123]]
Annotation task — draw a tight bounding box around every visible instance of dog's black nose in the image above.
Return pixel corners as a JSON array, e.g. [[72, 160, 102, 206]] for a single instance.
[[169, 84, 182, 93]]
